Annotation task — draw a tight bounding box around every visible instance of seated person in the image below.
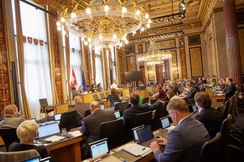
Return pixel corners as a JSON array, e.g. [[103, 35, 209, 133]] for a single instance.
[[155, 84, 166, 100], [77, 85, 83, 94], [9, 121, 50, 158], [123, 93, 163, 136], [150, 98, 210, 162], [108, 88, 121, 107], [184, 82, 197, 99], [0, 104, 24, 128], [209, 78, 216, 87], [224, 77, 236, 101], [111, 80, 118, 89], [81, 101, 116, 157], [90, 84, 96, 93], [69, 96, 90, 126], [194, 92, 223, 138], [97, 83, 103, 92]]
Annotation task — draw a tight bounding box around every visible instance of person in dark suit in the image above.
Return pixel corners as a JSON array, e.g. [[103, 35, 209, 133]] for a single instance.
[[123, 93, 163, 136], [185, 82, 198, 99], [81, 101, 116, 157], [69, 96, 90, 126], [194, 92, 223, 138], [224, 77, 236, 101], [9, 121, 50, 159], [150, 98, 210, 162], [0, 104, 24, 128], [108, 88, 121, 107]]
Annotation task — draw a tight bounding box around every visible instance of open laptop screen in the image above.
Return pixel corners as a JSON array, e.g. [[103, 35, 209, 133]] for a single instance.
[[89, 138, 109, 159], [132, 125, 144, 141], [114, 111, 120, 118], [21, 157, 40, 162], [160, 116, 170, 129], [54, 113, 62, 121], [192, 105, 197, 113], [100, 103, 105, 110], [137, 125, 154, 144], [38, 122, 60, 139]]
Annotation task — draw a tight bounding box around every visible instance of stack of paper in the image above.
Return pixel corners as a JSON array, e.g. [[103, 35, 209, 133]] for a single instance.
[[123, 144, 151, 156], [69, 130, 82, 137], [44, 135, 64, 142]]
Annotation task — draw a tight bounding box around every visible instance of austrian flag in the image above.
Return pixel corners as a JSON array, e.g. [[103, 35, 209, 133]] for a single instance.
[[71, 68, 78, 90]]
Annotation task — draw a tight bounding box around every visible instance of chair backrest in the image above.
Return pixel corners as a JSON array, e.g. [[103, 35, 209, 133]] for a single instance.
[[223, 98, 233, 119], [151, 103, 167, 131], [134, 111, 152, 127], [199, 133, 222, 162], [187, 98, 195, 105], [0, 149, 40, 162], [93, 94, 100, 101], [99, 119, 124, 150], [59, 110, 77, 131], [108, 95, 120, 107], [84, 109, 91, 117], [0, 127, 20, 152], [100, 93, 105, 99], [39, 98, 48, 113], [115, 102, 129, 116], [216, 105, 225, 116], [142, 97, 149, 104], [105, 92, 110, 98]]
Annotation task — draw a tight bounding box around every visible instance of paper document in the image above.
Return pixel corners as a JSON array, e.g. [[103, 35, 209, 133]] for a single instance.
[[123, 144, 151, 156], [69, 130, 82, 137], [44, 135, 64, 142]]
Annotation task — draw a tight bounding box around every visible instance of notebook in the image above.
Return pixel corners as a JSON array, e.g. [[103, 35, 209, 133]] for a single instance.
[[38, 122, 63, 142], [114, 111, 120, 119], [54, 113, 62, 121], [123, 143, 151, 156], [89, 138, 109, 161], [132, 125, 144, 141]]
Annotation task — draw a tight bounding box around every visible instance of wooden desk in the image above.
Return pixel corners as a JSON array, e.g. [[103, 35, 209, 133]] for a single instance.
[[136, 90, 147, 98], [46, 136, 86, 162], [205, 88, 226, 102], [44, 103, 66, 121]]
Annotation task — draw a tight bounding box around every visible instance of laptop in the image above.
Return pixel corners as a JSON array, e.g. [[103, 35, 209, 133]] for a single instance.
[[21, 156, 51, 162], [114, 110, 121, 119], [54, 113, 62, 121], [100, 103, 105, 110], [27, 118, 36, 122], [192, 105, 198, 113], [147, 102, 151, 106], [136, 125, 156, 146], [38, 122, 63, 143], [89, 138, 109, 161], [132, 125, 144, 141], [114, 102, 119, 106], [157, 116, 176, 139]]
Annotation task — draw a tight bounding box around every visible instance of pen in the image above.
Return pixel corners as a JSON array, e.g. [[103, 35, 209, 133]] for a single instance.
[[142, 147, 146, 151], [119, 157, 126, 162]]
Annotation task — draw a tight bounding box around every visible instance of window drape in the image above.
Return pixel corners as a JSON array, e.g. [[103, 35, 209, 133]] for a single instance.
[[95, 47, 104, 88]]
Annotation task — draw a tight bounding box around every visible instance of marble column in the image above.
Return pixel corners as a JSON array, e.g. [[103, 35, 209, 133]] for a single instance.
[[223, 0, 242, 86]]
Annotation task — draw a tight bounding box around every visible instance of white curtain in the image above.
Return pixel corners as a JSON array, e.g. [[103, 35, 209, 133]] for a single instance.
[[20, 2, 53, 119], [69, 32, 82, 86], [95, 47, 104, 87]]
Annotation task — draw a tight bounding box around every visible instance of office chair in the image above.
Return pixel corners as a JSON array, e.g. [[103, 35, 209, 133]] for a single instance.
[[142, 97, 149, 104], [93, 94, 100, 101], [39, 98, 54, 121], [199, 133, 222, 162], [223, 98, 233, 119], [84, 109, 91, 117], [99, 119, 124, 150], [115, 102, 128, 116], [0, 149, 40, 162], [187, 98, 195, 105], [0, 127, 20, 152], [151, 103, 167, 131], [100, 93, 106, 99], [134, 111, 152, 127], [108, 94, 120, 107], [105, 92, 110, 98], [59, 110, 77, 131]]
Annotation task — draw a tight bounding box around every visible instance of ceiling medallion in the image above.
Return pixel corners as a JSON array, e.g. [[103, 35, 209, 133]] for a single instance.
[[56, 0, 151, 48]]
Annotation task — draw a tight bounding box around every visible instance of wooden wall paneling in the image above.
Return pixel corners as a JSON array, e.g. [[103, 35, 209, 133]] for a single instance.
[[139, 61, 146, 84], [189, 47, 204, 78], [164, 60, 170, 80], [126, 55, 137, 72], [188, 35, 201, 46], [171, 50, 179, 79], [238, 28, 244, 73], [179, 37, 188, 79], [0, 0, 12, 115]]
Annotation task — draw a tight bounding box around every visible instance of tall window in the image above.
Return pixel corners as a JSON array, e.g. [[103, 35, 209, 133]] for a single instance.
[[20, 2, 53, 118], [69, 32, 82, 86], [95, 47, 103, 87]]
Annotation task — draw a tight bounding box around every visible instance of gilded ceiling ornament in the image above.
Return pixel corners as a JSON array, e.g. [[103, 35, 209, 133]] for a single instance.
[[32, 0, 50, 6]]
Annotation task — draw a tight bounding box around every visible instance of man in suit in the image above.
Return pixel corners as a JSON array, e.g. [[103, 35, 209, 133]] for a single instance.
[[150, 98, 210, 162], [81, 101, 116, 157], [0, 104, 24, 128], [70, 96, 90, 125], [194, 92, 223, 138], [224, 77, 236, 101], [123, 93, 163, 136], [185, 82, 198, 98]]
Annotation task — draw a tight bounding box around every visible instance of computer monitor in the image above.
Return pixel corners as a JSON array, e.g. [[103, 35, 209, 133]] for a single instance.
[[54, 113, 62, 121], [100, 103, 105, 110], [136, 125, 154, 144], [89, 138, 109, 160], [27, 118, 36, 122], [132, 125, 144, 141], [38, 122, 60, 139], [114, 111, 120, 118], [160, 116, 171, 129], [114, 102, 119, 106], [40, 156, 52, 162], [192, 105, 198, 113], [21, 157, 40, 162], [147, 102, 151, 106]]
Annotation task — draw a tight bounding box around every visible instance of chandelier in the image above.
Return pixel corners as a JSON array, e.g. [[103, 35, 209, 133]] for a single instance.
[[56, 0, 151, 47], [137, 40, 172, 65]]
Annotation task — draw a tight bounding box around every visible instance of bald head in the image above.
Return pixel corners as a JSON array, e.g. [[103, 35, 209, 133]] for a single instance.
[[4, 104, 18, 117], [74, 96, 83, 105], [90, 101, 101, 113]]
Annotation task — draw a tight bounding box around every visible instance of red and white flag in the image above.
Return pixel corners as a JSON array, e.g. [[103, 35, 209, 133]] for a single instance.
[[71, 68, 78, 90]]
